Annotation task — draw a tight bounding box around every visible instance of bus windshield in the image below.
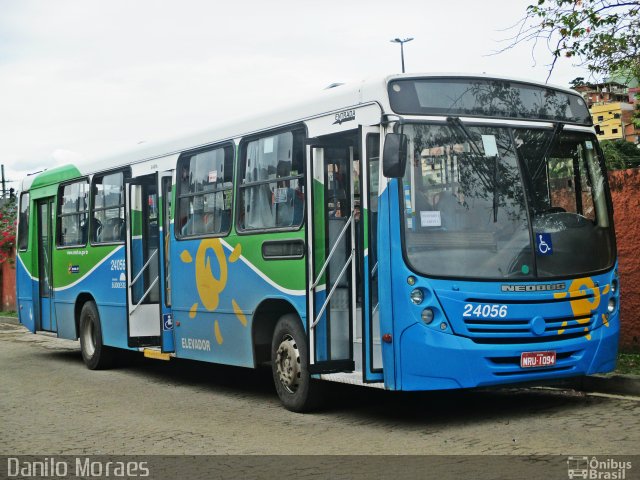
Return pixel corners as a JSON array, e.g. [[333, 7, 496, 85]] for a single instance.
[[400, 123, 616, 280]]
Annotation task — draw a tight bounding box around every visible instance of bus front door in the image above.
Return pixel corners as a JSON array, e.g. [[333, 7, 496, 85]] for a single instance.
[[125, 174, 161, 347], [307, 144, 355, 373], [36, 197, 56, 332]]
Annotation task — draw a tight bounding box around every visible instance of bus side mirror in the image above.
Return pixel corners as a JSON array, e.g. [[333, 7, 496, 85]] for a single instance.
[[382, 133, 408, 178]]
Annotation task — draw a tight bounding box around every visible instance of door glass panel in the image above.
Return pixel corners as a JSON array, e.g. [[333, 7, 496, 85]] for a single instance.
[[366, 134, 382, 370], [38, 202, 52, 297], [130, 183, 160, 306], [323, 148, 352, 362]]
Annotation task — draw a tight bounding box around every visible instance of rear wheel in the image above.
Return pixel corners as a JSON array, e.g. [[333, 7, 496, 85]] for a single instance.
[[79, 301, 114, 370], [271, 314, 323, 412]]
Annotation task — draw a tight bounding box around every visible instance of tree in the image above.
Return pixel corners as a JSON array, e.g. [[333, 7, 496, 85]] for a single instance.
[[600, 139, 640, 170], [0, 200, 16, 265], [504, 0, 640, 82]]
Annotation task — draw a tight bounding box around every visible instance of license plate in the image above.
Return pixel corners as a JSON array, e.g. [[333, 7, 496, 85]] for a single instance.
[[520, 351, 556, 368]]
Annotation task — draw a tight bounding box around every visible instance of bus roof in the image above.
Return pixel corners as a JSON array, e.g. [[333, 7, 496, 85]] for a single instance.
[[21, 72, 580, 191]]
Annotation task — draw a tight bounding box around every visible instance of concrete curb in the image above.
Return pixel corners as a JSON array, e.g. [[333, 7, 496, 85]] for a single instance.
[[1, 315, 638, 397], [0, 315, 19, 325], [561, 373, 640, 397]]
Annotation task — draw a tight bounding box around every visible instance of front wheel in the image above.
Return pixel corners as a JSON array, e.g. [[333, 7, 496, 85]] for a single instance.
[[79, 301, 114, 370], [271, 314, 323, 412]]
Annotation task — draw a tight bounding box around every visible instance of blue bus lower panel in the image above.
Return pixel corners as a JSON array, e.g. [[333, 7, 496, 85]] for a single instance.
[[398, 319, 619, 391]]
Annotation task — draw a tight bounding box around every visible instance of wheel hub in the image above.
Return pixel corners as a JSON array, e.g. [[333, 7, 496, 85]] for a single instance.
[[82, 316, 96, 357], [276, 334, 301, 393]]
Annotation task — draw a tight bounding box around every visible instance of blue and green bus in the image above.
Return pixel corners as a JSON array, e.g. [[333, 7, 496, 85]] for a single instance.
[[16, 74, 620, 411]]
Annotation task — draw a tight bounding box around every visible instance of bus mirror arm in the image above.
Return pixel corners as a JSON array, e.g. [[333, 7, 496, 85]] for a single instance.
[[382, 132, 408, 178]]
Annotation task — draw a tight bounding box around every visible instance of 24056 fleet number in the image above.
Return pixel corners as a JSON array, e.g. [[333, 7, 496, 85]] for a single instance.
[[463, 304, 508, 318]]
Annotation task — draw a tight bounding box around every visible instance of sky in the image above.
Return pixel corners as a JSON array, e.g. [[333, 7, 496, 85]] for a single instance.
[[0, 0, 593, 192]]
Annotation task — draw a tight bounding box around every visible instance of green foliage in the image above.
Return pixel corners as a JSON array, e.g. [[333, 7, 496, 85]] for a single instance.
[[506, 0, 640, 81], [0, 200, 16, 264], [600, 139, 640, 170]]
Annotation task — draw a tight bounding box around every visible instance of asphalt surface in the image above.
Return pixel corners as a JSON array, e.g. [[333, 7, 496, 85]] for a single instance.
[[1, 318, 639, 458]]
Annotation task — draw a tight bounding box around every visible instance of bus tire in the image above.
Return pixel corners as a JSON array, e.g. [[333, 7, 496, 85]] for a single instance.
[[271, 314, 323, 412], [79, 301, 114, 370]]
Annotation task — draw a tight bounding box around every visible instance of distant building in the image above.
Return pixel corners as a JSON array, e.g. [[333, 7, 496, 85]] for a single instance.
[[574, 81, 629, 108], [574, 81, 639, 144], [591, 102, 638, 143]]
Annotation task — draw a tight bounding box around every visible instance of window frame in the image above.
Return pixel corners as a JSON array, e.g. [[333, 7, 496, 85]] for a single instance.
[[90, 167, 130, 245], [56, 178, 90, 248], [17, 192, 30, 251], [175, 142, 236, 240], [235, 125, 306, 235]]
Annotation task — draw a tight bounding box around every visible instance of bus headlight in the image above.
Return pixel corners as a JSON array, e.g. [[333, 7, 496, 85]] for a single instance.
[[611, 279, 618, 293], [410, 288, 424, 305], [421, 308, 434, 324], [608, 298, 616, 313]]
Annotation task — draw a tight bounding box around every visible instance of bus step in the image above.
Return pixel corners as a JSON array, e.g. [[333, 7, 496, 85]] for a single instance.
[[143, 349, 171, 361]]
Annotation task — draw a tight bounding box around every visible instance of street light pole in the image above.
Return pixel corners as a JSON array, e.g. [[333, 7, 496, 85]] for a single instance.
[[390, 37, 414, 73]]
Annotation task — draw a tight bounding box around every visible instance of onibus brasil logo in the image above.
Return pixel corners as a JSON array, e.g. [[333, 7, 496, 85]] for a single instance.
[[567, 456, 632, 479]]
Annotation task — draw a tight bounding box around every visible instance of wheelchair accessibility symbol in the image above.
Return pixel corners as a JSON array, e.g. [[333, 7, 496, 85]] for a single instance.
[[163, 313, 173, 331], [536, 233, 553, 256]]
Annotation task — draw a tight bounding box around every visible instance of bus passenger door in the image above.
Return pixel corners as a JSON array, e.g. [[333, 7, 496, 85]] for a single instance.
[[36, 197, 56, 332], [307, 143, 355, 373], [360, 127, 384, 382], [158, 172, 175, 352], [125, 174, 161, 347]]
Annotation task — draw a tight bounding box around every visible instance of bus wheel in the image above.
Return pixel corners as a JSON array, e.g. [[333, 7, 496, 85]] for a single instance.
[[79, 301, 114, 370], [271, 314, 323, 412]]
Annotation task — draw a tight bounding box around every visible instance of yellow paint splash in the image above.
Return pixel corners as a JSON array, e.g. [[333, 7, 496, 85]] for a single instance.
[[602, 313, 610, 327], [180, 250, 193, 263], [232, 299, 247, 327], [602, 284, 610, 295], [189, 303, 198, 318], [558, 321, 568, 335], [195, 239, 228, 312], [229, 244, 242, 263], [214, 320, 223, 344]]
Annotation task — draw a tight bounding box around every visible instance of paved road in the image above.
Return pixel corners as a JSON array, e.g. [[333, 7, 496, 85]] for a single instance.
[[1, 321, 639, 456]]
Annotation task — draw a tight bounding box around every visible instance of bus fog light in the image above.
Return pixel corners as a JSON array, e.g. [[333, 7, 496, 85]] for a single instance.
[[407, 276, 416, 286], [608, 298, 616, 313], [421, 308, 434, 324], [611, 279, 618, 293], [410, 288, 424, 304], [440, 322, 448, 331]]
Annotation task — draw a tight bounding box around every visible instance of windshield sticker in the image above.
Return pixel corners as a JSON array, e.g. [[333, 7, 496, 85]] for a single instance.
[[585, 141, 593, 150], [420, 210, 441, 227], [274, 188, 288, 204], [208, 170, 218, 182], [481, 135, 499, 157], [263, 137, 274, 154], [535, 233, 553, 256]]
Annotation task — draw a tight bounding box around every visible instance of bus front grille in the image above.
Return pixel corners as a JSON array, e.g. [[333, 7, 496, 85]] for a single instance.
[[462, 314, 595, 344]]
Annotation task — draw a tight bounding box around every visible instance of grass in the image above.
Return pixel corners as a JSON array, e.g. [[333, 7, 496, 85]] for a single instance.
[[616, 353, 640, 375], [0, 310, 17, 317]]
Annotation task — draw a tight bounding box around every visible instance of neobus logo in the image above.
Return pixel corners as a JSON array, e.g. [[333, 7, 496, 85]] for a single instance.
[[501, 283, 566, 292], [333, 109, 355, 125]]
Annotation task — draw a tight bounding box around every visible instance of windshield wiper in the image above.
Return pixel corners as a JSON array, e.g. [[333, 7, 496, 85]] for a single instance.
[[446, 116, 499, 222], [446, 117, 483, 157], [532, 122, 565, 184]]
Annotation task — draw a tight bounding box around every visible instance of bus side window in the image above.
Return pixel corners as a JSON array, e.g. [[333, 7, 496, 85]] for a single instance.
[[177, 144, 234, 238], [17, 193, 30, 251], [58, 180, 89, 247], [238, 130, 305, 231], [91, 171, 126, 244]]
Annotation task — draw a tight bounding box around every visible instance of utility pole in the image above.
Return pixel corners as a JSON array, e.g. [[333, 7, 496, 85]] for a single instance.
[[1, 165, 5, 198], [390, 37, 414, 73]]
